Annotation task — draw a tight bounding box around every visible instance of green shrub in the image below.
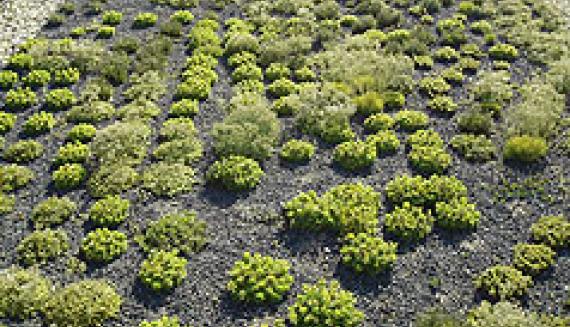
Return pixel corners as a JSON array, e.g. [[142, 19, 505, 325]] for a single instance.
[[385, 202, 434, 241], [227, 52, 256, 68], [97, 26, 115, 38], [383, 91, 406, 109], [512, 243, 555, 276], [206, 156, 263, 191], [31, 196, 76, 228], [0, 164, 34, 192], [354, 92, 384, 116], [530, 215, 569, 249], [175, 79, 211, 100], [88, 164, 139, 198], [4, 88, 37, 110], [139, 250, 187, 291], [160, 20, 183, 37], [450, 134, 496, 162], [4, 140, 43, 163], [52, 163, 86, 190], [0, 70, 18, 89], [280, 140, 315, 163], [340, 233, 397, 274], [227, 252, 294, 304], [22, 70, 51, 88], [81, 76, 114, 101], [7, 53, 33, 71], [395, 110, 429, 131], [102, 10, 122, 25], [407, 129, 444, 149], [503, 136, 548, 163], [474, 265, 532, 300], [141, 163, 194, 197], [435, 197, 480, 230], [0, 267, 51, 319], [100, 52, 130, 86], [420, 76, 451, 97], [0, 192, 15, 215], [45, 88, 76, 111], [67, 124, 96, 142], [459, 57, 481, 72], [140, 315, 184, 327], [170, 99, 199, 117], [88, 196, 129, 227], [414, 309, 464, 327], [428, 96, 458, 112], [81, 228, 128, 263], [171, 10, 194, 24], [466, 301, 543, 327], [294, 66, 316, 82], [142, 211, 206, 255], [17, 229, 69, 265], [153, 139, 203, 164], [272, 94, 302, 116], [367, 130, 400, 155], [489, 44, 518, 61], [159, 118, 196, 141], [53, 142, 89, 166], [433, 46, 460, 62], [23, 111, 56, 136], [471, 71, 512, 115], [284, 183, 380, 235], [266, 63, 291, 82], [68, 101, 115, 123], [385, 174, 428, 207], [117, 100, 161, 122], [267, 78, 297, 98], [225, 33, 259, 56], [288, 279, 364, 327], [53, 67, 80, 86], [232, 63, 263, 83], [47, 13, 65, 27], [414, 55, 434, 70], [408, 146, 452, 175], [333, 140, 376, 171], [134, 12, 158, 28], [364, 113, 395, 132], [44, 279, 121, 327], [91, 121, 151, 166], [546, 58, 570, 94], [457, 110, 492, 135]]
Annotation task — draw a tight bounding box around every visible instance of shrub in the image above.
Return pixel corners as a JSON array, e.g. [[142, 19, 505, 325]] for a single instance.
[[91, 121, 151, 166], [435, 197, 480, 230], [140, 316, 184, 327], [267, 78, 297, 98], [0, 267, 51, 319], [364, 113, 395, 132], [153, 139, 203, 164], [4, 88, 37, 110], [466, 301, 543, 327], [414, 55, 434, 70], [266, 63, 291, 82], [383, 91, 406, 109], [232, 63, 263, 83], [280, 140, 315, 163], [139, 250, 187, 291], [433, 46, 460, 62], [53, 67, 80, 86], [512, 243, 555, 276], [225, 33, 259, 56], [0, 70, 18, 89], [68, 101, 115, 123], [426, 175, 468, 205], [141, 163, 195, 197], [420, 76, 451, 97], [385, 175, 428, 207], [272, 95, 302, 116], [88, 164, 139, 198], [112, 36, 140, 54], [67, 124, 96, 142], [354, 92, 384, 116], [474, 265, 532, 300], [159, 118, 196, 141], [31, 196, 76, 228], [102, 10, 123, 25], [52, 163, 86, 190], [171, 10, 194, 24], [45, 88, 76, 111], [385, 202, 434, 241], [17, 229, 69, 265], [47, 13, 65, 27], [457, 110, 492, 135], [489, 44, 518, 61], [471, 71, 512, 115], [7, 53, 33, 71], [134, 12, 158, 28], [23, 112, 56, 136], [459, 57, 481, 72], [284, 183, 380, 235], [4, 140, 43, 163], [160, 21, 183, 37], [207, 156, 263, 191], [88, 196, 129, 227], [117, 100, 161, 122], [407, 129, 444, 149], [0, 164, 34, 192], [451, 134, 496, 162], [408, 146, 452, 175], [395, 110, 429, 131], [333, 140, 377, 171], [53, 142, 89, 166], [81, 228, 128, 263], [44, 280, 121, 327], [170, 99, 199, 117], [23, 70, 51, 88], [530, 215, 569, 249], [428, 96, 458, 113], [340, 233, 397, 274], [227, 252, 294, 304], [97, 26, 115, 38], [367, 130, 400, 155], [503, 136, 548, 163], [288, 279, 364, 327], [142, 211, 206, 255], [0, 192, 15, 215], [175, 79, 211, 100], [415, 309, 464, 327]]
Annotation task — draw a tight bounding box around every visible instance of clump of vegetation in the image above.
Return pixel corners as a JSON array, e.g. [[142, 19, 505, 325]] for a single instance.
[[384, 202, 434, 241], [408, 146, 452, 175], [340, 233, 397, 274], [0, 71, 18, 89], [23, 112, 56, 136], [23, 70, 51, 88], [435, 197, 481, 230], [0, 193, 15, 215], [489, 44, 518, 61], [395, 110, 429, 131], [0, 164, 34, 192], [0, 112, 16, 134], [140, 316, 185, 327], [466, 301, 544, 327], [171, 10, 194, 24], [367, 130, 400, 155], [451, 134, 496, 162], [53, 142, 89, 166], [67, 124, 96, 142], [503, 136, 548, 163], [170, 99, 199, 117], [88, 196, 130, 227], [333, 140, 377, 171], [530, 215, 569, 249], [0, 267, 52, 319], [142, 211, 206, 255], [31, 196, 76, 228], [134, 12, 158, 28], [81, 228, 128, 263], [52, 163, 87, 190], [142, 163, 195, 197], [428, 96, 458, 113], [91, 121, 151, 166], [139, 250, 188, 292], [280, 140, 315, 163], [88, 164, 139, 198], [364, 113, 395, 132], [45, 88, 76, 111], [512, 243, 555, 276], [206, 156, 264, 191], [102, 10, 123, 25], [227, 252, 294, 304], [354, 92, 384, 116], [474, 265, 533, 300], [17, 229, 69, 265], [4, 88, 37, 110], [4, 140, 44, 163], [288, 279, 364, 327], [457, 110, 493, 135]]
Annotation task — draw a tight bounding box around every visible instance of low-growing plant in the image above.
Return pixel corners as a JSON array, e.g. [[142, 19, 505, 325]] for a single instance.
[[503, 136, 548, 163], [414, 55, 434, 70], [0, 192, 15, 215], [153, 139, 203, 164], [407, 129, 444, 149], [466, 301, 544, 327], [52, 163, 86, 190], [280, 140, 315, 163], [272, 95, 302, 116], [81, 228, 128, 263], [267, 78, 298, 98], [7, 53, 33, 71], [91, 120, 151, 166], [395, 110, 429, 131], [4, 88, 37, 110], [530, 215, 569, 249], [450, 134, 496, 162], [47, 13, 65, 27], [340, 233, 397, 274], [0, 164, 34, 192], [102, 10, 123, 25], [160, 20, 183, 37], [435, 197, 480, 230], [266, 63, 291, 82], [364, 113, 395, 132], [0, 70, 18, 89], [367, 130, 400, 155], [142, 211, 206, 255], [428, 96, 458, 113], [159, 118, 196, 141], [232, 63, 263, 83], [0, 267, 52, 319], [4, 140, 43, 163], [175, 79, 211, 100], [0, 112, 16, 134], [408, 146, 452, 175], [206, 156, 263, 191], [433, 46, 460, 63], [512, 243, 555, 276], [53, 142, 89, 166], [170, 99, 199, 117], [117, 100, 161, 122], [459, 57, 481, 73], [17, 229, 69, 265], [97, 26, 115, 38], [457, 110, 492, 135], [333, 140, 377, 171], [67, 101, 115, 123], [141, 163, 195, 197], [227, 252, 294, 304], [112, 36, 140, 54], [88, 164, 139, 198], [414, 309, 464, 327], [23, 70, 51, 88], [473, 265, 533, 300], [134, 12, 158, 28], [383, 91, 406, 109], [53, 67, 80, 86], [88, 196, 129, 227], [45, 88, 76, 111], [31, 196, 76, 228], [420, 76, 451, 97], [225, 33, 259, 56], [354, 92, 384, 116], [385, 202, 434, 241], [23, 111, 56, 136], [171, 10, 194, 24], [139, 250, 188, 291], [140, 315, 185, 327], [67, 124, 96, 142], [489, 44, 518, 61]]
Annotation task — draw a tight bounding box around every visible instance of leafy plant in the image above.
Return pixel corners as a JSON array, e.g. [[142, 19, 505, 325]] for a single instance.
[[142, 211, 206, 255], [385, 202, 434, 241], [0, 267, 52, 319], [489, 44, 518, 61], [67, 124, 96, 142], [97, 26, 115, 38], [206, 156, 264, 191], [333, 140, 377, 171], [102, 10, 123, 25], [450, 134, 496, 162], [530, 215, 569, 249], [395, 110, 429, 131], [367, 130, 400, 155], [4, 140, 43, 163], [91, 121, 151, 166], [170, 99, 199, 117], [52, 163, 86, 190], [68, 101, 115, 123], [81, 228, 128, 263], [0, 164, 34, 192], [53, 142, 89, 166], [280, 140, 315, 163], [140, 315, 185, 327], [4, 88, 37, 110], [364, 113, 395, 132], [139, 250, 188, 291], [340, 233, 397, 274], [134, 12, 158, 28], [22, 70, 51, 88], [435, 197, 481, 230], [407, 129, 444, 149], [171, 10, 194, 24], [31, 196, 76, 228], [512, 243, 555, 276], [23, 111, 56, 136], [428, 96, 458, 113], [45, 88, 76, 111], [457, 110, 492, 135], [17, 229, 69, 265], [88, 196, 129, 227], [88, 164, 139, 198], [142, 163, 195, 197], [466, 301, 543, 327], [503, 136, 548, 163], [408, 146, 452, 175], [0, 192, 15, 215], [474, 265, 533, 300], [0, 71, 18, 89], [53, 67, 80, 86], [420, 76, 451, 97], [354, 92, 384, 116]]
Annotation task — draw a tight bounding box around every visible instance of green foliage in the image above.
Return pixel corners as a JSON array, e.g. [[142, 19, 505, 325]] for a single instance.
[[143, 211, 206, 255], [333, 140, 376, 171], [171, 10, 194, 24], [466, 301, 544, 327], [530, 215, 569, 249], [489, 44, 518, 61], [112, 37, 140, 54], [407, 129, 444, 149], [170, 99, 199, 117], [385, 174, 467, 209], [414, 55, 434, 70], [266, 63, 291, 82], [503, 136, 548, 163], [232, 63, 263, 83], [175, 79, 211, 100], [227, 252, 294, 304], [160, 20, 183, 37], [44, 279, 122, 327], [117, 100, 161, 122], [420, 76, 451, 97], [364, 113, 395, 132], [91, 121, 151, 166], [4, 88, 37, 110], [53, 67, 80, 86], [53, 142, 89, 166], [81, 228, 128, 263], [457, 110, 492, 135], [67, 124, 96, 142], [68, 101, 115, 123], [52, 163, 86, 190], [0, 164, 34, 192], [471, 71, 512, 115], [8, 53, 33, 70], [124, 71, 167, 102], [142, 163, 195, 197], [272, 94, 302, 116], [206, 156, 263, 191], [88, 196, 129, 227], [450, 134, 496, 162], [435, 197, 481, 230], [459, 57, 481, 72], [97, 26, 115, 38], [140, 315, 184, 327], [408, 146, 451, 175], [474, 265, 533, 300], [354, 92, 384, 116], [513, 243, 555, 276], [267, 78, 298, 98], [546, 58, 570, 94], [23, 111, 56, 136], [0, 192, 15, 215], [0, 70, 18, 89], [284, 183, 380, 235], [88, 164, 139, 198], [383, 91, 406, 109], [153, 139, 203, 164], [47, 13, 65, 27], [433, 46, 460, 63], [159, 118, 196, 141], [134, 12, 158, 28], [428, 96, 458, 113], [31, 196, 76, 228], [17, 229, 69, 265], [395, 110, 429, 131], [225, 33, 260, 56], [340, 233, 397, 274], [0, 267, 51, 319], [102, 10, 122, 25], [414, 309, 464, 327], [139, 250, 188, 291], [280, 140, 315, 163], [45, 88, 76, 111], [288, 279, 364, 327], [4, 140, 43, 163], [385, 202, 434, 241], [23, 70, 51, 88], [367, 130, 400, 155]]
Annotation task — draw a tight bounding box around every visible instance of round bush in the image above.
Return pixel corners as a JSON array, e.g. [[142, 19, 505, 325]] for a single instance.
[[364, 113, 395, 132], [0, 70, 18, 89], [206, 156, 263, 191], [23, 111, 56, 136], [81, 228, 128, 263], [45, 88, 76, 111], [428, 95, 458, 112], [140, 315, 184, 327], [0, 192, 15, 215], [231, 63, 263, 83], [367, 130, 400, 154], [175, 79, 211, 100], [384, 202, 434, 241], [67, 124, 97, 142], [407, 129, 444, 149], [171, 10, 194, 24], [489, 43, 518, 61], [227, 252, 294, 304], [159, 118, 197, 141], [450, 134, 496, 162], [5, 88, 37, 110], [0, 112, 16, 134], [102, 10, 122, 25], [279, 140, 315, 163], [503, 136, 548, 163], [340, 233, 398, 274], [89, 196, 130, 227], [266, 63, 291, 81], [133, 12, 158, 28], [383, 91, 405, 109], [44, 279, 122, 327], [0, 267, 51, 319], [473, 265, 533, 300], [225, 33, 259, 56], [52, 163, 86, 190], [354, 92, 384, 116], [23, 70, 51, 88], [53, 67, 80, 86], [395, 110, 429, 131], [142, 163, 195, 197], [288, 279, 364, 327], [0, 164, 34, 192], [466, 301, 543, 327], [17, 229, 69, 265], [169, 99, 199, 117], [4, 140, 44, 163], [333, 140, 377, 171], [31, 196, 76, 228], [139, 250, 188, 292], [435, 197, 481, 230], [408, 146, 452, 175], [53, 142, 89, 166], [530, 215, 569, 249], [88, 164, 139, 198], [267, 78, 297, 98], [143, 211, 206, 255], [513, 243, 556, 276]]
